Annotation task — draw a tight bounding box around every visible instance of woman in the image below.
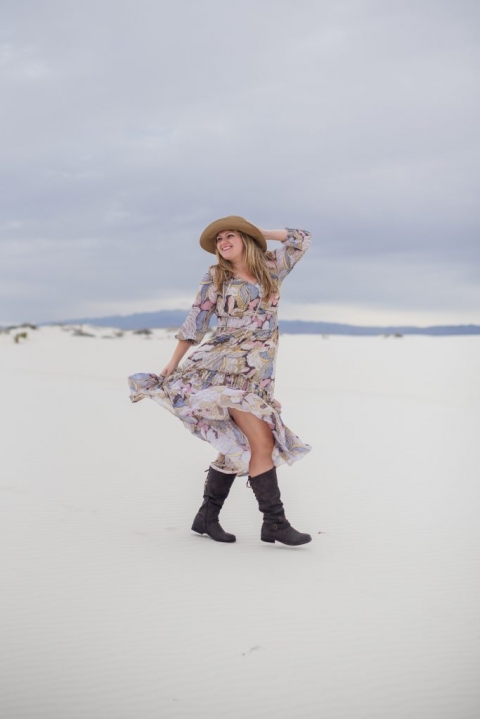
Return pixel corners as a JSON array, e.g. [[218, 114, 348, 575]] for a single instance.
[[128, 216, 312, 546]]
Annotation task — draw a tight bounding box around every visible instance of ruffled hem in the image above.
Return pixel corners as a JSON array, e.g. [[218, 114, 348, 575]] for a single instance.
[[128, 371, 311, 476], [177, 366, 275, 403]]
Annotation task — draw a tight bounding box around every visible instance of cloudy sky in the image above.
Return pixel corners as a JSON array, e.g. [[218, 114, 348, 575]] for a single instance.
[[1, 0, 479, 327]]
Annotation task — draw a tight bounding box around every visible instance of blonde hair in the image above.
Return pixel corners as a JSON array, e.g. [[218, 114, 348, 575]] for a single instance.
[[213, 232, 278, 302]]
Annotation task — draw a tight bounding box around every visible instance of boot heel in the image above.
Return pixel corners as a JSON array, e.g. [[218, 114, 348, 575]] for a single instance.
[[191, 519, 204, 534], [261, 537, 275, 543]]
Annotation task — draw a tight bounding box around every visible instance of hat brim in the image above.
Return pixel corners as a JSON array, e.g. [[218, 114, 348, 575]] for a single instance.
[[200, 216, 267, 254]]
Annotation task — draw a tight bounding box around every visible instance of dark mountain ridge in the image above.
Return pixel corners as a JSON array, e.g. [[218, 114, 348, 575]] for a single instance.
[[43, 310, 480, 336]]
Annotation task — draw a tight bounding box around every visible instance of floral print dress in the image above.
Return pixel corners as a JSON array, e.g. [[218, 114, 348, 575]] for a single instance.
[[128, 229, 312, 476]]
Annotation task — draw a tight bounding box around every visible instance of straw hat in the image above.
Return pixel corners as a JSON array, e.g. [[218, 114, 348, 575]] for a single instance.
[[199, 216, 267, 254]]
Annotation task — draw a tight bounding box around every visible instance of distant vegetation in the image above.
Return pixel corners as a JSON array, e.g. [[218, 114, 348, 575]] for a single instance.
[[0, 323, 38, 343], [14, 331, 28, 343], [0, 323, 38, 333]]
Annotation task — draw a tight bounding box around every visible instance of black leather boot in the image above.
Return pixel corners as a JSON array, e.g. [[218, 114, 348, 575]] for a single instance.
[[191, 466, 237, 542], [248, 466, 312, 546]]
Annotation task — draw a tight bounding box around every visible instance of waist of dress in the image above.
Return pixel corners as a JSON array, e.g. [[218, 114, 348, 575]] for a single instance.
[[215, 315, 277, 332]]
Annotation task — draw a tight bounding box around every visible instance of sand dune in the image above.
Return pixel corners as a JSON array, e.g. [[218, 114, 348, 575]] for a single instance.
[[1, 326, 479, 719]]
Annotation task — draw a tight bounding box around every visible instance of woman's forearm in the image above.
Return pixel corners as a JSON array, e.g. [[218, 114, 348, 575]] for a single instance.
[[160, 339, 193, 377], [171, 340, 192, 367], [260, 228, 288, 242]]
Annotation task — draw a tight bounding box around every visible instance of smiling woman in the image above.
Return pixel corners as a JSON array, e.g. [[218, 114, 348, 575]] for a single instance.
[[128, 215, 313, 547], [214, 228, 279, 300]]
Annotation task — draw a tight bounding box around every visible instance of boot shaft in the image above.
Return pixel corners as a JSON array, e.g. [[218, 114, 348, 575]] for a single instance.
[[203, 466, 237, 502], [247, 466, 284, 520]]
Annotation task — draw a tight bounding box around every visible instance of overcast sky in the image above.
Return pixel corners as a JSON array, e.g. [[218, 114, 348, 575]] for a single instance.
[[1, 0, 479, 327]]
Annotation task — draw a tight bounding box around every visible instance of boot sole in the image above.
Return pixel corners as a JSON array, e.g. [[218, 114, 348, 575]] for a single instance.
[[261, 536, 312, 546], [191, 526, 236, 543]]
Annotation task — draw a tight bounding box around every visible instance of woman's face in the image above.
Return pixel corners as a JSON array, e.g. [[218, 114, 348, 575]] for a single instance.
[[216, 230, 244, 263]]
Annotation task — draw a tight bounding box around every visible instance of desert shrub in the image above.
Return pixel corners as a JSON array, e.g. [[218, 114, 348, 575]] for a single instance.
[[72, 329, 95, 337]]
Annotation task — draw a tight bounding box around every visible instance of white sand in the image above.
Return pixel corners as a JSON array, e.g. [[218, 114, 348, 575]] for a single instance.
[[1, 326, 480, 719]]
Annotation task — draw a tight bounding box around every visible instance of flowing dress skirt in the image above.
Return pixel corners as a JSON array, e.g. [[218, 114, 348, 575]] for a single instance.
[[128, 326, 311, 476]]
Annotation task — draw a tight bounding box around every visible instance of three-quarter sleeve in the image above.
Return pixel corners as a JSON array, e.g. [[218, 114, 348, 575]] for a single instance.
[[273, 228, 312, 283], [175, 268, 218, 345]]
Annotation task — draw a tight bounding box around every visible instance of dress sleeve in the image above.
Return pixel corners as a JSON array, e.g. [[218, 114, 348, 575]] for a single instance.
[[273, 228, 312, 283], [175, 268, 218, 345]]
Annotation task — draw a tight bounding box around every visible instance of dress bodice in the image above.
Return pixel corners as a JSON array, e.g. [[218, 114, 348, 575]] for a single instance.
[[176, 228, 312, 345]]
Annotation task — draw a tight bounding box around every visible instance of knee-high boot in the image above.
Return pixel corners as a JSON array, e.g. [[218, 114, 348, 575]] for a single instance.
[[248, 466, 312, 546], [191, 466, 237, 543]]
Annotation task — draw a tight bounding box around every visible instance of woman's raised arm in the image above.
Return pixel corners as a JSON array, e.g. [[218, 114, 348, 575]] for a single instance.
[[262, 228, 312, 282]]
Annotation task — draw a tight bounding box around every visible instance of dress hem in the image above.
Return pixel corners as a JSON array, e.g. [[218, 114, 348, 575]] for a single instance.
[[128, 371, 311, 477]]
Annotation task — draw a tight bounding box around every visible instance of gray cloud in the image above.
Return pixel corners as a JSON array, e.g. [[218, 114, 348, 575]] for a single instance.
[[1, 0, 479, 324]]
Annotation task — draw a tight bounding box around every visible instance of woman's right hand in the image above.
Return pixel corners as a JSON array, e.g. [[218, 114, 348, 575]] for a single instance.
[[160, 360, 178, 378], [159, 340, 193, 378]]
